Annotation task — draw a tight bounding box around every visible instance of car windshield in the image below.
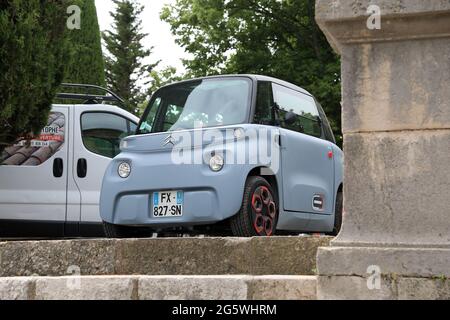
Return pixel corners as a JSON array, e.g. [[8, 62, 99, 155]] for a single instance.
[[137, 78, 252, 134]]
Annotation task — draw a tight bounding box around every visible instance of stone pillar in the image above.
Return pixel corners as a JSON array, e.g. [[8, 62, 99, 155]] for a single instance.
[[315, 0, 450, 299]]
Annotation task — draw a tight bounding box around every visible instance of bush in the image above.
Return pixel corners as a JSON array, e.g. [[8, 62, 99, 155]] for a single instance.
[[0, 0, 69, 153]]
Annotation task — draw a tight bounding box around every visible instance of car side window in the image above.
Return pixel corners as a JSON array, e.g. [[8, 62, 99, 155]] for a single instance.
[[272, 83, 322, 137], [81, 112, 135, 158], [316, 100, 336, 144], [254, 81, 274, 125]]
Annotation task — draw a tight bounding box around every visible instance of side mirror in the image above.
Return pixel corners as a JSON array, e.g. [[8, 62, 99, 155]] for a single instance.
[[284, 111, 298, 125]]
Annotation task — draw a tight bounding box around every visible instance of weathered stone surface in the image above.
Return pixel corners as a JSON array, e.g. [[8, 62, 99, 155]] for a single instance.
[[316, 0, 450, 52], [138, 276, 248, 300], [0, 239, 116, 277], [315, 1, 450, 300], [248, 276, 316, 300], [316, 0, 450, 21], [341, 40, 450, 133], [316, 1, 450, 133], [249, 237, 329, 275], [34, 276, 136, 300], [337, 131, 450, 247], [0, 237, 331, 277], [115, 238, 252, 276], [318, 275, 450, 300], [0, 277, 32, 300], [397, 278, 450, 300], [317, 276, 396, 300], [317, 247, 450, 278], [0, 275, 318, 300]]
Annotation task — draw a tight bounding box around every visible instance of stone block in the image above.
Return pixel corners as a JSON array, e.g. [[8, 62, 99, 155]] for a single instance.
[[0, 239, 116, 277], [397, 277, 450, 300], [34, 276, 136, 300], [248, 276, 316, 300], [337, 131, 450, 247], [0, 277, 32, 300], [317, 275, 396, 300], [138, 276, 249, 300], [341, 40, 450, 133], [317, 247, 450, 278]]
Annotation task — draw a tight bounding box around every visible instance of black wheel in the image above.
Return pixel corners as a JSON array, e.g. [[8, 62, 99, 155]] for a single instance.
[[330, 191, 343, 236], [230, 176, 279, 237], [103, 221, 153, 238]]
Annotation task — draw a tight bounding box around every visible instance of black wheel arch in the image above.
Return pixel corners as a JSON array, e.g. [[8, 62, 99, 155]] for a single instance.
[[247, 166, 280, 204]]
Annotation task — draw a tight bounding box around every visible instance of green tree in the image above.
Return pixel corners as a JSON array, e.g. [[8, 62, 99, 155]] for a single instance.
[[162, 0, 342, 145], [103, 0, 158, 114], [64, 0, 106, 86], [148, 66, 184, 95], [137, 66, 184, 116], [0, 0, 69, 153]]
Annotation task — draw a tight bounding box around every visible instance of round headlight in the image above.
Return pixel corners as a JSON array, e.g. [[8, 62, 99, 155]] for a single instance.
[[209, 154, 224, 172], [118, 162, 131, 178]]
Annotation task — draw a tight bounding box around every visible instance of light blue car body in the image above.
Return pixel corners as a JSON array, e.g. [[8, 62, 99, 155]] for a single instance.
[[100, 75, 343, 233]]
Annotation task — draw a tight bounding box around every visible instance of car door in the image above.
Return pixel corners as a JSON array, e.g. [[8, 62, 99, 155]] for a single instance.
[[0, 106, 69, 237], [273, 83, 335, 215], [72, 106, 137, 235]]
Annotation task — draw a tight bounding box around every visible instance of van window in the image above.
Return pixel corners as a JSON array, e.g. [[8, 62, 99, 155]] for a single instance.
[[1, 112, 65, 166], [81, 112, 135, 158], [272, 83, 321, 137]]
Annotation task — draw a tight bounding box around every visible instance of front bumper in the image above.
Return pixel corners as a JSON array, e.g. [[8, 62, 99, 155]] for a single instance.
[[100, 151, 253, 227]]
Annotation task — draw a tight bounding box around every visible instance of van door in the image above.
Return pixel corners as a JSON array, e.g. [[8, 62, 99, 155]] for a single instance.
[[273, 83, 335, 215], [0, 107, 69, 237], [72, 107, 137, 236]]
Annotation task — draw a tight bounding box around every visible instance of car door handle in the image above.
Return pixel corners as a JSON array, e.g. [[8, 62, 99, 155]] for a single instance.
[[77, 158, 87, 178], [53, 158, 64, 178]]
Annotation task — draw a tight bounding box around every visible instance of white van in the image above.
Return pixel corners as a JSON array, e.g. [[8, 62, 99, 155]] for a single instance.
[[0, 84, 139, 238]]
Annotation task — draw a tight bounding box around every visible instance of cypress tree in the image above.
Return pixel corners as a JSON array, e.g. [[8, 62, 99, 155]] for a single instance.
[[103, 0, 158, 114], [0, 0, 68, 153], [64, 0, 106, 86]]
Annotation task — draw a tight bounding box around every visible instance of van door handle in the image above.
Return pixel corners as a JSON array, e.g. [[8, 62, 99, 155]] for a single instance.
[[77, 158, 87, 178], [53, 158, 64, 178]]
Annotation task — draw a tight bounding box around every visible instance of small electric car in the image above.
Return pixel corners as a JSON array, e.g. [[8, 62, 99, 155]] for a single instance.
[[100, 75, 343, 237]]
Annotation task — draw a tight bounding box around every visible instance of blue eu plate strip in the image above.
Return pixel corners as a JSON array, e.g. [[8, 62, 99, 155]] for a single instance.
[[177, 192, 183, 205]]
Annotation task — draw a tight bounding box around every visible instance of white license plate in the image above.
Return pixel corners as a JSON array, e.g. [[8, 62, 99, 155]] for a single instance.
[[152, 191, 183, 218]]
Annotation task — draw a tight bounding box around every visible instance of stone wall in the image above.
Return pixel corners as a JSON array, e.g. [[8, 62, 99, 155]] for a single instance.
[[315, 0, 450, 299]]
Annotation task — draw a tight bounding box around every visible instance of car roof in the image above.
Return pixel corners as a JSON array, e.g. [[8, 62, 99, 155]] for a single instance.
[[160, 74, 313, 96]]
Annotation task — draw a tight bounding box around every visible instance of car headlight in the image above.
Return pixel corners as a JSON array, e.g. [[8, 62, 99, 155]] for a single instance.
[[209, 154, 224, 172], [118, 162, 131, 178]]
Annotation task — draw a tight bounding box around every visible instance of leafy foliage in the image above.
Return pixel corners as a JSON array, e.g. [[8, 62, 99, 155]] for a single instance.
[[103, 0, 159, 114], [161, 0, 342, 145], [0, 0, 69, 153], [148, 66, 184, 96], [64, 0, 106, 86]]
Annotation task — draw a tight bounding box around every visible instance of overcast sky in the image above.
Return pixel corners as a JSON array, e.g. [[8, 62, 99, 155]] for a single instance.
[[94, 0, 188, 73]]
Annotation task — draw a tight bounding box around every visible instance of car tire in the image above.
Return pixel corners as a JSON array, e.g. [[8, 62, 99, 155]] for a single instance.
[[103, 221, 151, 238], [230, 176, 279, 237], [330, 191, 343, 236]]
